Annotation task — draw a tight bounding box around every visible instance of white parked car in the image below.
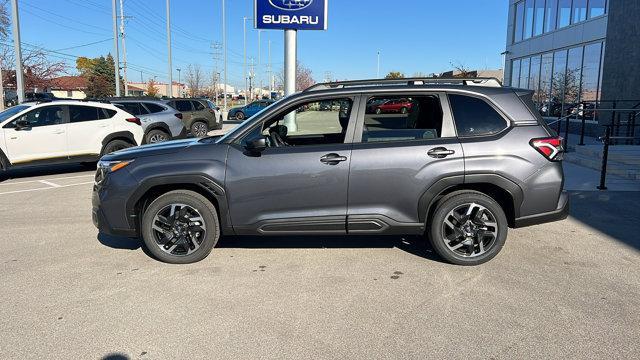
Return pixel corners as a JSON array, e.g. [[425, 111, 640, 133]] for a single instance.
[[0, 100, 143, 172]]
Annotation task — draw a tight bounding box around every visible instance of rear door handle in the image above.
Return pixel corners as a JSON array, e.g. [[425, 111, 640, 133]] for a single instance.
[[427, 147, 455, 158], [53, 130, 65, 134], [320, 153, 347, 165]]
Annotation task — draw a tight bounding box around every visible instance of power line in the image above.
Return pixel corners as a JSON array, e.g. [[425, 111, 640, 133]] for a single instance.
[[53, 38, 113, 52]]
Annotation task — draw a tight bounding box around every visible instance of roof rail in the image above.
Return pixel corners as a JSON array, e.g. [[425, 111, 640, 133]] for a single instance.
[[304, 77, 503, 92]]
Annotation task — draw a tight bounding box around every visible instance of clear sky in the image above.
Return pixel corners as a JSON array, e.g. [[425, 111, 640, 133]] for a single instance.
[[14, 0, 508, 88]]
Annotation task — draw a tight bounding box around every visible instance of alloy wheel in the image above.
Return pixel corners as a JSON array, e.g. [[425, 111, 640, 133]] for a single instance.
[[151, 203, 207, 256], [192, 123, 208, 137], [148, 133, 168, 143], [441, 202, 498, 258]]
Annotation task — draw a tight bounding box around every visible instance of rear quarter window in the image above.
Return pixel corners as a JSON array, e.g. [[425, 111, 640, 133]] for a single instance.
[[143, 103, 166, 113], [192, 101, 205, 111], [448, 94, 508, 137]]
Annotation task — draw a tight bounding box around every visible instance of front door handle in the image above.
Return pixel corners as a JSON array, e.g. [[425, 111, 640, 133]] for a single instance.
[[53, 130, 65, 134], [427, 147, 455, 158], [320, 153, 347, 165]]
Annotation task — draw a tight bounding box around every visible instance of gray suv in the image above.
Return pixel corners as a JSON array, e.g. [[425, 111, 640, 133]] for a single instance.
[[93, 78, 568, 266], [111, 99, 186, 144]]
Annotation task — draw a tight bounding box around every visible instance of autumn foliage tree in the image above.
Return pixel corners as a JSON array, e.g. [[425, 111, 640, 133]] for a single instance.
[[385, 71, 405, 79], [76, 54, 119, 98], [146, 78, 159, 97]]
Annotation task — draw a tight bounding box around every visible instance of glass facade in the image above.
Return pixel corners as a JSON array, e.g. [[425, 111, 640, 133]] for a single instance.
[[513, 0, 607, 43], [510, 41, 605, 119]]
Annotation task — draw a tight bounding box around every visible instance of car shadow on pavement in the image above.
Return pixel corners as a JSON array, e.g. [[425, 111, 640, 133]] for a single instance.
[[217, 234, 445, 263], [0, 163, 95, 182], [97, 233, 445, 263], [568, 191, 640, 251]]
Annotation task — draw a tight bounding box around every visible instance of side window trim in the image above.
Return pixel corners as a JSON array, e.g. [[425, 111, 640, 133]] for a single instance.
[[446, 92, 512, 138]]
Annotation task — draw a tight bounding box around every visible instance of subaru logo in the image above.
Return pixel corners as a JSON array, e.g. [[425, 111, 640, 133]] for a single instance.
[[269, 0, 313, 11]]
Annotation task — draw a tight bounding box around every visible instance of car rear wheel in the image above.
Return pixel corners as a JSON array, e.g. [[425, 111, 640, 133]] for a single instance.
[[141, 190, 220, 264], [190, 121, 208, 137], [145, 129, 170, 144], [428, 192, 507, 266], [101, 139, 132, 156], [235, 111, 245, 120]]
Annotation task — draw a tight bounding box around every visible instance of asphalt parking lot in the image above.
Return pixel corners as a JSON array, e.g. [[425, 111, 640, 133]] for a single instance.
[[1, 145, 639, 359]]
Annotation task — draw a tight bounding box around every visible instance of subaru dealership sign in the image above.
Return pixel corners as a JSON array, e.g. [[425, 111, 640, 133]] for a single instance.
[[255, 0, 328, 30]]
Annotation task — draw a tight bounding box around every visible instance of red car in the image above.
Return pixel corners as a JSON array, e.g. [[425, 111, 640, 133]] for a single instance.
[[374, 99, 413, 114]]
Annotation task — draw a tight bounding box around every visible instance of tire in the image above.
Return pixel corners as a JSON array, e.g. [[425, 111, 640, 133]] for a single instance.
[[235, 111, 245, 120], [428, 192, 508, 266], [375, 108, 382, 114], [145, 129, 170, 144], [190, 121, 208, 137], [101, 139, 132, 156], [141, 190, 220, 264]]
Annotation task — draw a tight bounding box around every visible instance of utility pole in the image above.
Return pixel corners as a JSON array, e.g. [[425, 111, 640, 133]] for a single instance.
[[11, 0, 24, 103], [0, 58, 5, 111], [376, 50, 380, 78], [268, 39, 272, 96], [139, 70, 142, 83], [222, 0, 227, 110], [119, 0, 128, 96], [242, 16, 249, 106], [176, 67, 181, 97], [166, 0, 173, 97], [248, 57, 254, 101], [112, 0, 121, 97]]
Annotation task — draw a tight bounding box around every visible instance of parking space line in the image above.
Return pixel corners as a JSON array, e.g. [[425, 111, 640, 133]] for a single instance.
[[0, 174, 94, 186], [0, 181, 94, 196], [39, 180, 62, 188]]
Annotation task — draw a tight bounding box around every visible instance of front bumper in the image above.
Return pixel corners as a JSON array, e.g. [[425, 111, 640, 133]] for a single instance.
[[92, 169, 139, 237], [513, 190, 569, 228]]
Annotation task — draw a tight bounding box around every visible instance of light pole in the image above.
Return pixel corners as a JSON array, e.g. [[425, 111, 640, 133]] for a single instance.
[[222, 0, 227, 111], [111, 0, 121, 97], [176, 68, 181, 97], [11, 0, 24, 103], [243, 16, 251, 106], [257, 29, 262, 99], [283, 29, 297, 131], [377, 50, 381, 79], [166, 0, 173, 97]]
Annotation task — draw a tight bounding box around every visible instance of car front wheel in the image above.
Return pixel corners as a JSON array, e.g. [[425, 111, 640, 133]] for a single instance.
[[235, 111, 245, 120], [145, 129, 170, 144], [141, 190, 220, 264], [428, 192, 507, 266]]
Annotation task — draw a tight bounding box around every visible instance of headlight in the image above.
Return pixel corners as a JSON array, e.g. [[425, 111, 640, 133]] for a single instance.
[[97, 160, 133, 173]]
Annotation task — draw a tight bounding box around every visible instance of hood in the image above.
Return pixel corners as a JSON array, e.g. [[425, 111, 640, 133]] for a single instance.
[[102, 138, 200, 161]]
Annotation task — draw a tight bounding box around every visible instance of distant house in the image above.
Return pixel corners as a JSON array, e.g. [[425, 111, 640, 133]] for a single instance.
[[50, 76, 87, 99], [127, 84, 145, 97]]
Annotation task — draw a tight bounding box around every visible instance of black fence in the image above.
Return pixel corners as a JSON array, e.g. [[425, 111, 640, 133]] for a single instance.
[[551, 100, 640, 190]]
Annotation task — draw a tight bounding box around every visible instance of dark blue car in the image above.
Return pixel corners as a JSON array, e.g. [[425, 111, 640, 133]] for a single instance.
[[228, 100, 275, 120]]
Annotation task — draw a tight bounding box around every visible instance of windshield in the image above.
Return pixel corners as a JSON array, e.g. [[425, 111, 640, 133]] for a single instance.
[[206, 100, 217, 109], [209, 96, 287, 143], [0, 105, 30, 123]]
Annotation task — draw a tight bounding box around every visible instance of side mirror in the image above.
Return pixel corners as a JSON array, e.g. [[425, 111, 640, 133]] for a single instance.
[[244, 136, 267, 154], [15, 119, 31, 131]]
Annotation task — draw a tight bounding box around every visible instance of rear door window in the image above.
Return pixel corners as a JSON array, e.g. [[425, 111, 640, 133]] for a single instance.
[[448, 94, 508, 137], [143, 103, 166, 113], [361, 95, 444, 143], [192, 100, 205, 111], [175, 100, 193, 112], [69, 105, 103, 123], [117, 102, 148, 116]]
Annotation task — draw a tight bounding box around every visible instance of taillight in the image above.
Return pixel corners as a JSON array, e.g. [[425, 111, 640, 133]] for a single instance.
[[530, 137, 564, 161], [126, 117, 141, 126], [208, 109, 215, 114], [175, 113, 183, 119]]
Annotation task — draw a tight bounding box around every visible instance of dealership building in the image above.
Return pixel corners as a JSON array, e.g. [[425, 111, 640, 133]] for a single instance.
[[504, 0, 640, 125]]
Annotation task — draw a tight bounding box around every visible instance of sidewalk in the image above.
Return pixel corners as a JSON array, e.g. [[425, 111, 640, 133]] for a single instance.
[[563, 161, 640, 191]]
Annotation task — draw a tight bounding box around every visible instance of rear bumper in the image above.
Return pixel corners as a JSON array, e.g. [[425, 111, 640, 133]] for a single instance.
[[513, 191, 569, 228]]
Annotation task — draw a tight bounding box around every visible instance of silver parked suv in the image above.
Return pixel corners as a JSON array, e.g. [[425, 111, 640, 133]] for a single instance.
[[93, 78, 568, 266], [111, 99, 186, 144]]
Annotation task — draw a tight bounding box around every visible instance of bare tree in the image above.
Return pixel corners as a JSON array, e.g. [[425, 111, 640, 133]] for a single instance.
[[186, 64, 203, 97], [276, 61, 316, 92], [450, 61, 476, 77], [0, 0, 9, 39]]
